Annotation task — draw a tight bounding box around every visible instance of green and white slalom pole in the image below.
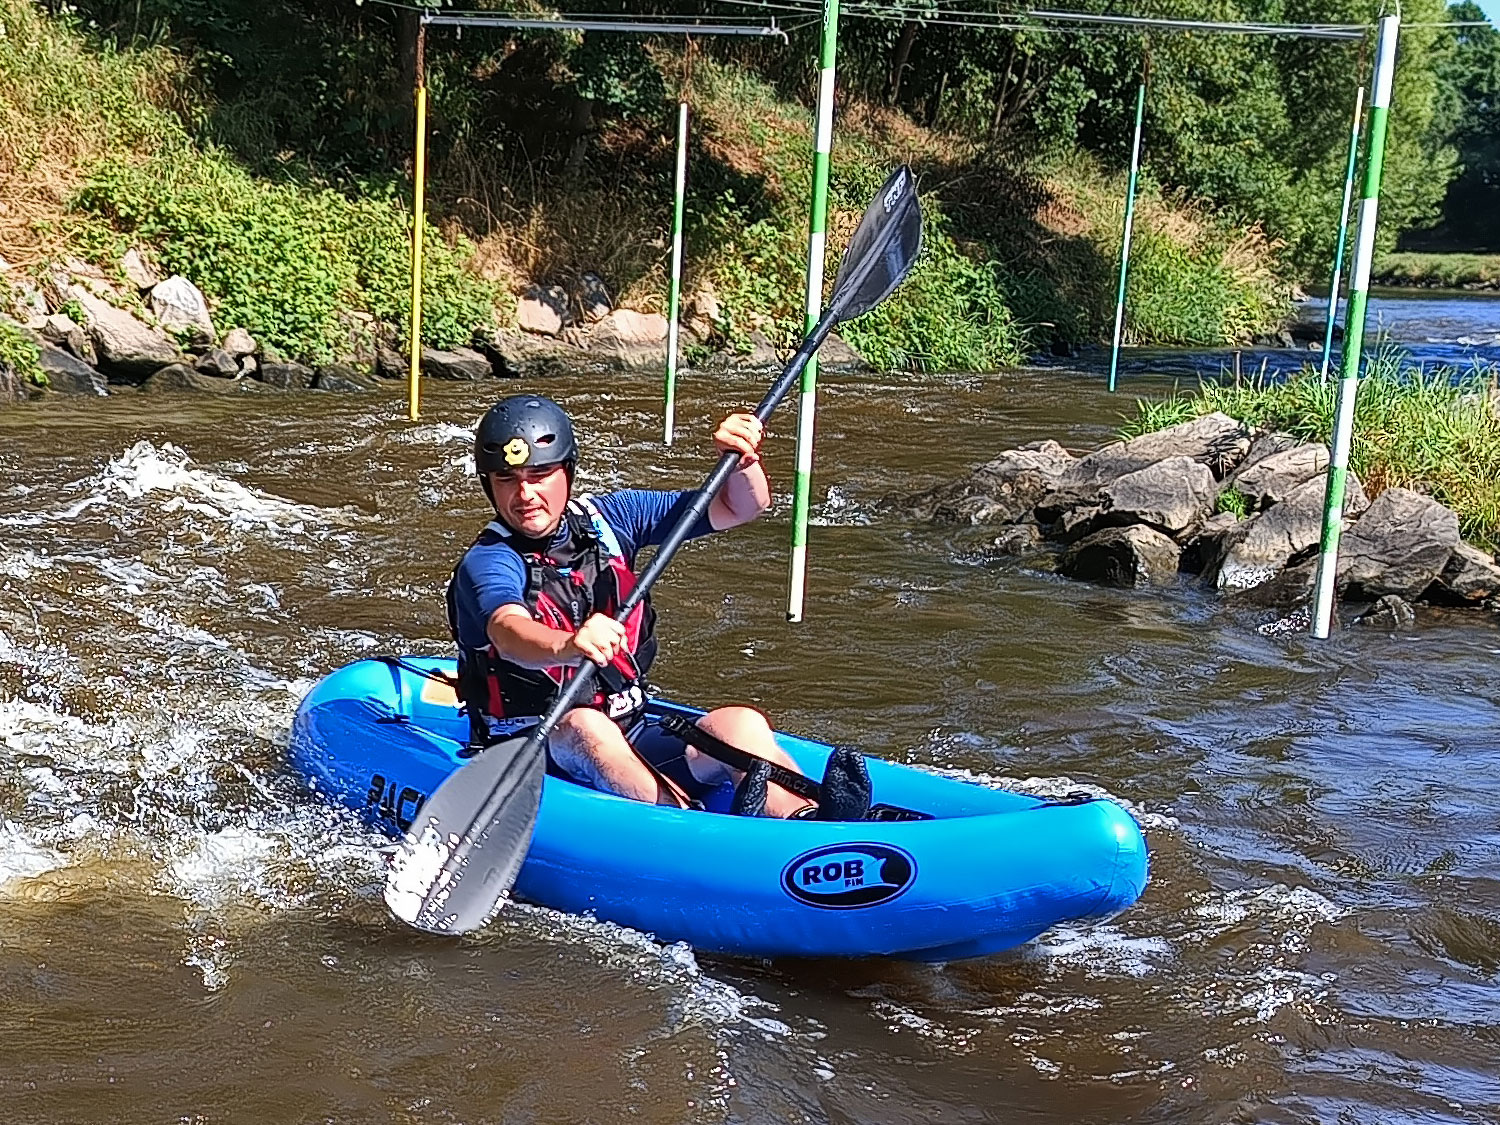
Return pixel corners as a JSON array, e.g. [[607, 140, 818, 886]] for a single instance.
[[1107, 78, 1147, 394], [1311, 14, 1399, 640], [1320, 83, 1365, 382], [786, 0, 840, 622], [664, 100, 689, 445]]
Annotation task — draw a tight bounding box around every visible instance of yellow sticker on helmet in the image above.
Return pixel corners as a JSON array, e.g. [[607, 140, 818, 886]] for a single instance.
[[503, 437, 530, 466]]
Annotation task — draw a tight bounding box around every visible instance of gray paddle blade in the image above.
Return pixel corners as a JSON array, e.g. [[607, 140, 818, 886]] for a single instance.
[[383, 735, 545, 935], [831, 165, 923, 322]]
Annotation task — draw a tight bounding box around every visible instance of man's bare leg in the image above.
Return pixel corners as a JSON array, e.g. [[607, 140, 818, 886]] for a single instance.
[[690, 706, 816, 818], [549, 708, 672, 803]]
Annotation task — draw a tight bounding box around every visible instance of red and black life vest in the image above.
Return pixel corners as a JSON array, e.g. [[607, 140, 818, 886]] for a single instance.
[[446, 496, 657, 747]]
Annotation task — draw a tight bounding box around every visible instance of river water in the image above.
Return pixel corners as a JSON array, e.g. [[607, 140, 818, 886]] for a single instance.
[[1093, 289, 1500, 382], [2, 295, 1499, 1123]]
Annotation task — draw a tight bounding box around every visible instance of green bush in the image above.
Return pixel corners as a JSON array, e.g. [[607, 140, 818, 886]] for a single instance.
[[1125, 225, 1282, 346], [0, 322, 45, 387], [73, 154, 501, 363]]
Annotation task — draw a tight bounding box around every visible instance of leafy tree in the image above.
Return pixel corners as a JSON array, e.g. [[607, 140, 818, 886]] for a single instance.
[[1412, 2, 1500, 248]]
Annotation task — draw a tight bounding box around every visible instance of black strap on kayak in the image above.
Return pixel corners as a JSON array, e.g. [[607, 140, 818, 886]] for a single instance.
[[658, 713, 931, 822]]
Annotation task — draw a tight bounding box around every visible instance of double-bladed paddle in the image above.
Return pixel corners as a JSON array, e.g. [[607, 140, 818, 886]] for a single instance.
[[384, 165, 924, 935]]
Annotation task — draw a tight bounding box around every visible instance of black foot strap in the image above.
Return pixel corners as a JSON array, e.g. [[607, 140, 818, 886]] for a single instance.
[[729, 760, 771, 817]]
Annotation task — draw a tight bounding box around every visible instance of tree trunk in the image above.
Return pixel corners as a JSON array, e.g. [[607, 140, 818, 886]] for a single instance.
[[989, 41, 1017, 141], [928, 70, 949, 128], [563, 95, 595, 181], [887, 22, 919, 105], [398, 11, 420, 102]]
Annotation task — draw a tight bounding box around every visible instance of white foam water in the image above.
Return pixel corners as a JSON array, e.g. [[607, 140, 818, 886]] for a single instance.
[[87, 440, 362, 535]]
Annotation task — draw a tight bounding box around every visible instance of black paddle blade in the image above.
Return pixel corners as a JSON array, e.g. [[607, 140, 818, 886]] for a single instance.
[[383, 734, 545, 934], [830, 165, 923, 323]]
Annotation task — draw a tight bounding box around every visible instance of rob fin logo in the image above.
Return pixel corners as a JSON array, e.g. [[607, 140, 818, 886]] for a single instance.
[[781, 843, 916, 910]]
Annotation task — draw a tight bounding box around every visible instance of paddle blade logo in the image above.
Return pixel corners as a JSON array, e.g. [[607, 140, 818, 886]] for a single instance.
[[782, 843, 916, 910]]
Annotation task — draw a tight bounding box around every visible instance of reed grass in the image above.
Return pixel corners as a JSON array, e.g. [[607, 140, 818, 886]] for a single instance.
[[1123, 346, 1500, 549]]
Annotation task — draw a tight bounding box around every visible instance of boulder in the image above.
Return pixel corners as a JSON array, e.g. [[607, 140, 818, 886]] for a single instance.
[[1231, 558, 1316, 607], [1427, 543, 1500, 604], [421, 345, 491, 381], [1252, 328, 1295, 349], [7, 280, 47, 324], [1339, 487, 1462, 601], [313, 363, 377, 392], [897, 440, 1075, 525], [1229, 442, 1329, 512], [1227, 430, 1301, 484], [238, 355, 258, 378], [517, 285, 569, 336], [818, 331, 868, 372], [148, 275, 216, 345], [1097, 455, 1217, 536], [70, 287, 182, 378], [143, 363, 258, 394], [375, 343, 407, 380], [733, 329, 779, 368], [588, 309, 670, 368], [259, 360, 314, 391], [221, 327, 257, 358], [1353, 594, 1416, 631], [1057, 412, 1251, 492], [1053, 504, 1104, 543], [1180, 512, 1241, 576], [991, 524, 1042, 555], [686, 285, 721, 338], [195, 348, 240, 378], [120, 248, 159, 290], [1216, 471, 1367, 591], [39, 312, 93, 363], [37, 345, 107, 396], [577, 273, 612, 323], [482, 334, 579, 379], [1058, 525, 1181, 588]]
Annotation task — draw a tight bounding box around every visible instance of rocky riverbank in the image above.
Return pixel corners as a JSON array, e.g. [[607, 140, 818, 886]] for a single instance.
[[0, 254, 868, 406], [892, 412, 1500, 626]]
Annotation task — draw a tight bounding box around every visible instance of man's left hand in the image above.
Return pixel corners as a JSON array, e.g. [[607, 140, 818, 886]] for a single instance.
[[713, 413, 764, 469]]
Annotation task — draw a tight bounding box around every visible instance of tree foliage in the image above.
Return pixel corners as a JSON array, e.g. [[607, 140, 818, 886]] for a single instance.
[[62, 0, 1493, 271]]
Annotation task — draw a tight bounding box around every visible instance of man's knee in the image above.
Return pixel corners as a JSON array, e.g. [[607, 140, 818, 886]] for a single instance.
[[698, 705, 771, 740], [552, 708, 631, 764]]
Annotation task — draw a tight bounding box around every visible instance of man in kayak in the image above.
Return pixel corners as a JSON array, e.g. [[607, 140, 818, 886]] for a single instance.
[[446, 394, 815, 817]]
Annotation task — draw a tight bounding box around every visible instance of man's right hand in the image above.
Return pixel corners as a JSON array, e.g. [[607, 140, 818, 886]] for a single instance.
[[564, 613, 628, 667]]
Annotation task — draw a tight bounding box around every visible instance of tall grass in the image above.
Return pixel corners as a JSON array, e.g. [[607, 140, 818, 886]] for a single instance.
[[1123, 347, 1500, 548]]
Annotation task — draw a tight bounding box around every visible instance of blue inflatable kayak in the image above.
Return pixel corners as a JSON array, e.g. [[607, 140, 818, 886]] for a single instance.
[[290, 657, 1148, 961]]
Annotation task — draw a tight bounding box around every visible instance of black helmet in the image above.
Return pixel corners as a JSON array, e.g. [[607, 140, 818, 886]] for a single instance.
[[474, 395, 578, 477]]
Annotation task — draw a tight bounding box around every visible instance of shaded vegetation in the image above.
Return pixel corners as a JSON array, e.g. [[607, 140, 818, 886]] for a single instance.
[[1375, 252, 1500, 289]]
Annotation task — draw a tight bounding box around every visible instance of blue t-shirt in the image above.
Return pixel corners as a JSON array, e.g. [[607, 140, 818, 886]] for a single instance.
[[449, 489, 714, 652]]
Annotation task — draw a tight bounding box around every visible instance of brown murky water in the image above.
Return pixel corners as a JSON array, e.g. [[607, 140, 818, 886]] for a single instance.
[[2, 359, 1498, 1124]]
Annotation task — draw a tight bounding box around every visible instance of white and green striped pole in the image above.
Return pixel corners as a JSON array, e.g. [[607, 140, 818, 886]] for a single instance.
[[664, 100, 689, 445], [1320, 83, 1365, 382], [786, 0, 840, 622], [1311, 15, 1399, 639], [1107, 79, 1146, 394]]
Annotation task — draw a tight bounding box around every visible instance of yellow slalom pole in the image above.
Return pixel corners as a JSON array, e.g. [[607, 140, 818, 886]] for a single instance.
[[407, 26, 428, 421]]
